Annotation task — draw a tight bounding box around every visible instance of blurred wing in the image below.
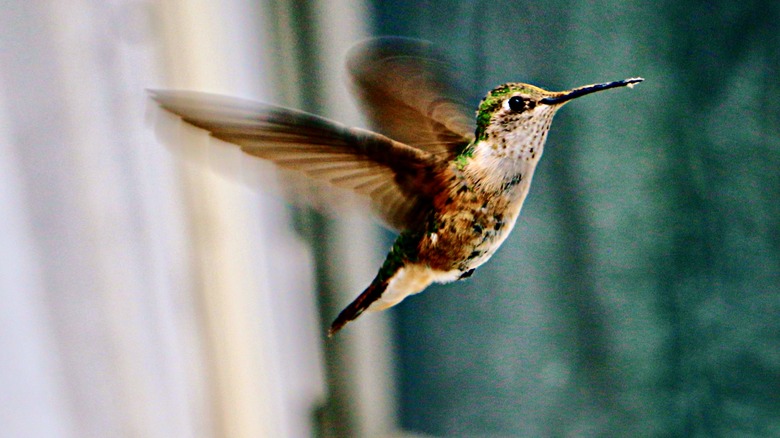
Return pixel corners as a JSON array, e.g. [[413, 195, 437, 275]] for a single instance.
[[348, 37, 475, 158], [151, 90, 438, 230]]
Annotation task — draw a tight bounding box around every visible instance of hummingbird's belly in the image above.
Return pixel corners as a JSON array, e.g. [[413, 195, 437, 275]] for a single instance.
[[454, 212, 519, 272], [421, 194, 523, 275]]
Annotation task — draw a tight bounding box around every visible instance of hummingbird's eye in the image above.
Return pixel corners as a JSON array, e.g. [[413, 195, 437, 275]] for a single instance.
[[507, 96, 525, 112]]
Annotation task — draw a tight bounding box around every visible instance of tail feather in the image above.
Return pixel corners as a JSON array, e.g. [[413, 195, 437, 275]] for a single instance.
[[328, 279, 389, 337], [329, 229, 417, 336]]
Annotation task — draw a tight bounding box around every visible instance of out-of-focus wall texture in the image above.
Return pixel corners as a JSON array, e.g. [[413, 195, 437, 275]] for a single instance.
[[1, 0, 778, 437], [1, 1, 396, 437]]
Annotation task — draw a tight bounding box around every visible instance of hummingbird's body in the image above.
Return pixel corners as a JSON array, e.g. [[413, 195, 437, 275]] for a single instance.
[[326, 82, 564, 332], [151, 37, 642, 335], [356, 160, 530, 314]]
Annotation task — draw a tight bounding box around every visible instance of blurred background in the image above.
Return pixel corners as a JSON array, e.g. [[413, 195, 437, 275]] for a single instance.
[[1, 0, 778, 437]]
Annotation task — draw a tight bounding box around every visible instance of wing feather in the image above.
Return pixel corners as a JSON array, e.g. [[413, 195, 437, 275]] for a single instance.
[[151, 90, 440, 230], [348, 37, 475, 158]]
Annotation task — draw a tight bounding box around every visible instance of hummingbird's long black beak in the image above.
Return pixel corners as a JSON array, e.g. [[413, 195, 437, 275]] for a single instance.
[[540, 77, 644, 105]]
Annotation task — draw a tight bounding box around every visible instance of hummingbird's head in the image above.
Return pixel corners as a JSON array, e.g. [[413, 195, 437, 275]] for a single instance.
[[468, 78, 642, 189], [475, 83, 558, 146], [473, 78, 643, 158]]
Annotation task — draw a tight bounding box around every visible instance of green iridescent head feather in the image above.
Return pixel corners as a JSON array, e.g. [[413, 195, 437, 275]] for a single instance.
[[474, 83, 551, 141]]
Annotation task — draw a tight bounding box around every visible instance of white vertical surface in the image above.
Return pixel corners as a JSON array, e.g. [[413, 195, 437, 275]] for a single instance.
[[0, 70, 75, 438], [1, 1, 202, 435], [0, 0, 328, 437]]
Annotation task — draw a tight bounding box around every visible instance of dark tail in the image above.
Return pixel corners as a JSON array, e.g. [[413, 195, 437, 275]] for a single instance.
[[328, 279, 389, 337], [329, 232, 413, 336]]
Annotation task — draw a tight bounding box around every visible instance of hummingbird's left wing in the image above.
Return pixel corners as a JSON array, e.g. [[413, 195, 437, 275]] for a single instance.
[[348, 37, 475, 159], [151, 90, 439, 231]]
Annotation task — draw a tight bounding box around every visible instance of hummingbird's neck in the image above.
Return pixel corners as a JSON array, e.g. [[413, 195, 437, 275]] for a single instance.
[[461, 133, 547, 195]]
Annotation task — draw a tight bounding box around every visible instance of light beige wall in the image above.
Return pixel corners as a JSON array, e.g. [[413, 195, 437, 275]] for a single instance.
[[0, 1, 402, 437]]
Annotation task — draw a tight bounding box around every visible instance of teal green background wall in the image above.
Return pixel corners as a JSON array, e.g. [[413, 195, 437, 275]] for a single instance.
[[369, 1, 780, 435]]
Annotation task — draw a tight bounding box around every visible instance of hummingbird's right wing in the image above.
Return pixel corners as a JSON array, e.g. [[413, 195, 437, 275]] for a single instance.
[[151, 90, 439, 231], [348, 37, 475, 159]]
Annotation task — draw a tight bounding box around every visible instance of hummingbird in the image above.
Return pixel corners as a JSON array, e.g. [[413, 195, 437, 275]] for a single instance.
[[151, 37, 643, 336]]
